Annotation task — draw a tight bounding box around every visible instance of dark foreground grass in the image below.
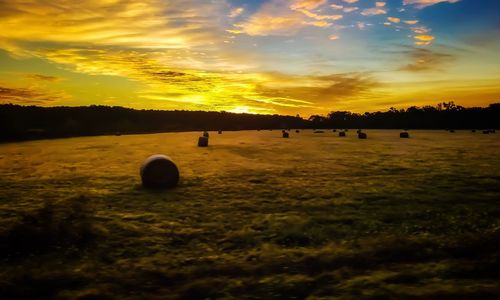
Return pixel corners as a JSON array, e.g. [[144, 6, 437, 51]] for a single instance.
[[1, 194, 499, 300], [1, 131, 500, 299]]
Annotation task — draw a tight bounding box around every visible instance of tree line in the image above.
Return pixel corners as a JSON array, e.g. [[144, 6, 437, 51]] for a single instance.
[[1, 102, 498, 142]]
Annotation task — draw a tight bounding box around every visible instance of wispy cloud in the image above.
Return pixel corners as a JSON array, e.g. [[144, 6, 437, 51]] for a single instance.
[[0, 85, 67, 105], [403, 0, 460, 9], [229, 7, 245, 18], [400, 47, 455, 72], [24, 74, 63, 83]]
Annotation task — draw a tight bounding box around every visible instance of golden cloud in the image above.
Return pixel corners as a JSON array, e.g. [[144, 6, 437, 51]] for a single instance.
[[387, 17, 401, 23], [414, 35, 435, 45]]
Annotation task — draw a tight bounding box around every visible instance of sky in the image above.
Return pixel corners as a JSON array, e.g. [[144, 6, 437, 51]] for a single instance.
[[0, 0, 499, 116]]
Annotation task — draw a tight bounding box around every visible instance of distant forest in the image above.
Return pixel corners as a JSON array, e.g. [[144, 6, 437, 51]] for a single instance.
[[1, 102, 499, 142]]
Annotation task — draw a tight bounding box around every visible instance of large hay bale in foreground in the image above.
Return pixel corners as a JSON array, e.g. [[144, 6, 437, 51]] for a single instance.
[[140, 155, 179, 189], [198, 136, 209, 147]]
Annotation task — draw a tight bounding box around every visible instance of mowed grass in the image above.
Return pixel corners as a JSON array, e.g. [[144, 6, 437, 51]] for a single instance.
[[1, 130, 500, 299]]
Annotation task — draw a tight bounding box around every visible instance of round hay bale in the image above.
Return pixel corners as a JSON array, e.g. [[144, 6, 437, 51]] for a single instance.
[[203, 131, 209, 138], [356, 129, 362, 134], [358, 132, 367, 139], [471, 129, 476, 133], [339, 131, 346, 137], [449, 129, 455, 133], [295, 129, 300, 133], [400, 132, 409, 138], [198, 136, 209, 147], [218, 130, 222, 134], [282, 132, 289, 138], [483, 130, 490, 134], [140, 155, 179, 189], [332, 129, 337, 132], [490, 129, 496, 133]]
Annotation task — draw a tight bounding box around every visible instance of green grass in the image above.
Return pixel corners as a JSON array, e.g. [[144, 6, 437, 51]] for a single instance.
[[0, 130, 499, 299]]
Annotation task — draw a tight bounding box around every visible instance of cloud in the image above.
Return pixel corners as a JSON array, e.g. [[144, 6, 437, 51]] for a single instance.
[[414, 35, 435, 45], [24, 74, 63, 82], [411, 26, 430, 34], [342, 0, 359, 3], [0, 85, 67, 105], [361, 2, 387, 16], [229, 7, 245, 18], [330, 4, 344, 10], [329, 34, 340, 40], [290, 0, 327, 10], [295, 9, 343, 21], [255, 73, 379, 105], [403, 0, 460, 9], [400, 47, 455, 72], [387, 17, 401, 23], [343, 7, 359, 13], [237, 0, 343, 36], [404, 20, 419, 25], [0, 0, 226, 51]]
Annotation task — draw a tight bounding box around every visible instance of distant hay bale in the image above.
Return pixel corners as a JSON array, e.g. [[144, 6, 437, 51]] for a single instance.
[[356, 129, 362, 134], [198, 136, 209, 147], [344, 129, 349, 132], [449, 129, 455, 133], [314, 130, 324, 133], [203, 131, 209, 138], [490, 129, 496, 133], [339, 131, 346, 137], [400, 132, 410, 138], [471, 129, 476, 133], [140, 155, 179, 189], [358, 132, 367, 139], [332, 129, 337, 132], [218, 130, 222, 134], [282, 132, 289, 138], [483, 130, 490, 134], [295, 129, 300, 133]]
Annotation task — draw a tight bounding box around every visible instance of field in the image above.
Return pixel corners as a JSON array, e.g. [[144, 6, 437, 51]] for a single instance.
[[1, 130, 500, 299]]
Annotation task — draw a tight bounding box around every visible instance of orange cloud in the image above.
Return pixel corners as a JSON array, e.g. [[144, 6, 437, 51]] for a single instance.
[[387, 17, 401, 23], [414, 35, 435, 45]]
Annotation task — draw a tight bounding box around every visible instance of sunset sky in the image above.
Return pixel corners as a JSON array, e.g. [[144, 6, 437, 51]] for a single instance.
[[0, 0, 499, 116]]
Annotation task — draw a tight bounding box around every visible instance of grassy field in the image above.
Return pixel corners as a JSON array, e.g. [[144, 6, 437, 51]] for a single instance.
[[1, 130, 500, 299]]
